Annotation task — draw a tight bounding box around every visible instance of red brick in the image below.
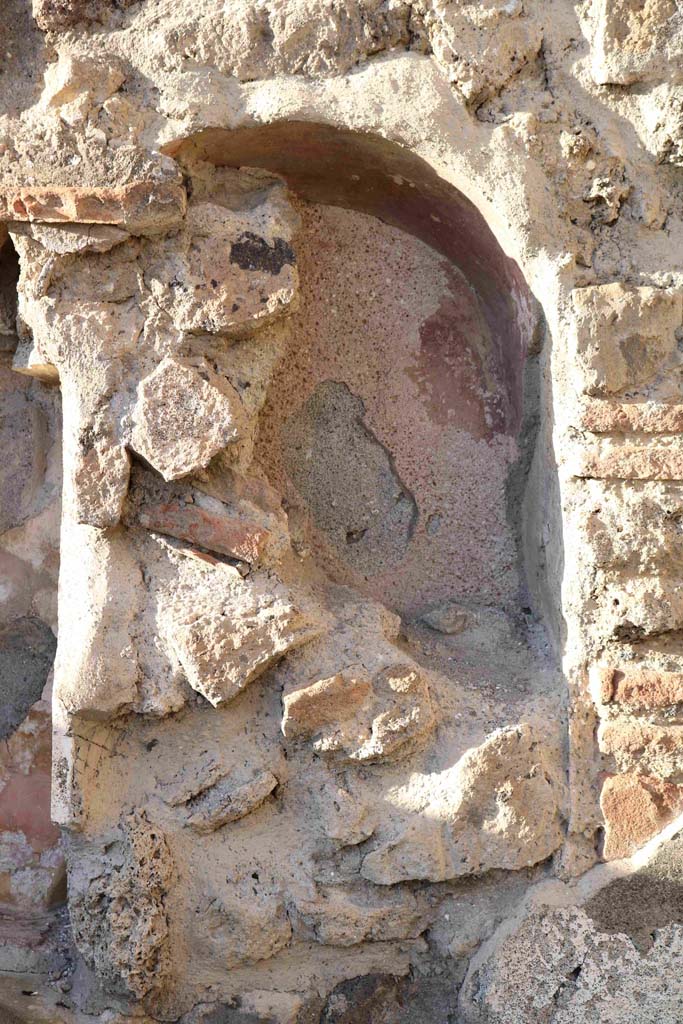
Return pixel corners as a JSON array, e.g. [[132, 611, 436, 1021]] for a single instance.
[[133, 498, 270, 564], [581, 401, 683, 434], [574, 445, 683, 481], [597, 665, 683, 710], [601, 773, 683, 860], [0, 181, 186, 234]]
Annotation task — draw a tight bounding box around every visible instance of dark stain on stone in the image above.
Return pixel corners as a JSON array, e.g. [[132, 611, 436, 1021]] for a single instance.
[[320, 969, 460, 1023], [282, 381, 418, 577], [229, 232, 295, 275], [584, 833, 683, 952]]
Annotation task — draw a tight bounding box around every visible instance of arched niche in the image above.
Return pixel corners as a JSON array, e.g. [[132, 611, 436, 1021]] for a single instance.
[[167, 122, 544, 621]]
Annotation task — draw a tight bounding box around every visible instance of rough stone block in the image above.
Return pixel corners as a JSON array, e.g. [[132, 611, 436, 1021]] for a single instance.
[[172, 574, 326, 707], [282, 667, 372, 739], [571, 284, 682, 397], [599, 720, 683, 781], [144, 193, 299, 336], [185, 769, 278, 833], [361, 724, 564, 884], [589, 0, 683, 85], [282, 661, 435, 764], [130, 357, 246, 481], [573, 444, 683, 481], [71, 441, 130, 528]]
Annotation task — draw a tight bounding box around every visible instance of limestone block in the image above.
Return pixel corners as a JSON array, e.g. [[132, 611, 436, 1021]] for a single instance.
[[130, 357, 246, 481], [197, 879, 292, 970], [589, 0, 683, 86], [69, 811, 174, 1002], [362, 725, 564, 884], [41, 53, 125, 116], [32, 0, 137, 30], [574, 442, 683, 481], [171, 572, 326, 707], [601, 773, 683, 860], [144, 193, 299, 336], [10, 221, 130, 256], [291, 888, 426, 946], [317, 783, 375, 846], [599, 720, 683, 781], [571, 284, 682, 397], [428, 2, 543, 105], [597, 577, 683, 641], [282, 661, 435, 764], [361, 817, 453, 886], [282, 667, 373, 739], [580, 398, 683, 434], [184, 768, 278, 833], [576, 481, 683, 573], [71, 441, 130, 528]]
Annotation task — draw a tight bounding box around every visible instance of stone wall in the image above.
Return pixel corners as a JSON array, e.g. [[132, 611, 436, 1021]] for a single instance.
[[0, 1, 682, 1022]]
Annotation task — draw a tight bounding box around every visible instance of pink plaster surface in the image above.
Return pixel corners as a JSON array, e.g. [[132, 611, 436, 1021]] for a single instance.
[[256, 203, 521, 617]]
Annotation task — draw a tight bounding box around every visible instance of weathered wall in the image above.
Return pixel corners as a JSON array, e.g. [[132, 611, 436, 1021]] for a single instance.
[[0, 1, 682, 1022]]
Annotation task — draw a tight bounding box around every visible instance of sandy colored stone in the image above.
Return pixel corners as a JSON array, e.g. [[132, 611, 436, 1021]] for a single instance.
[[144, 192, 299, 336], [292, 888, 427, 947], [171, 572, 326, 706], [574, 444, 683, 481], [580, 399, 683, 434], [282, 668, 372, 739], [283, 660, 435, 764], [71, 441, 130, 528], [571, 284, 682, 398], [599, 720, 683, 780], [317, 783, 374, 846], [362, 724, 564, 885], [185, 768, 278, 833], [130, 357, 246, 481], [588, 0, 683, 85]]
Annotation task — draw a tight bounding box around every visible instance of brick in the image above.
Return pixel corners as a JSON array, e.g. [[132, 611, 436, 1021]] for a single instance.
[[580, 401, 683, 435], [574, 445, 683, 481], [595, 665, 683, 710], [601, 773, 683, 860], [132, 498, 270, 565], [0, 181, 186, 234]]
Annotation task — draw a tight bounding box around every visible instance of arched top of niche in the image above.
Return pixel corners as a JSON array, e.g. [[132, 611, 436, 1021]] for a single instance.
[[165, 121, 538, 435]]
